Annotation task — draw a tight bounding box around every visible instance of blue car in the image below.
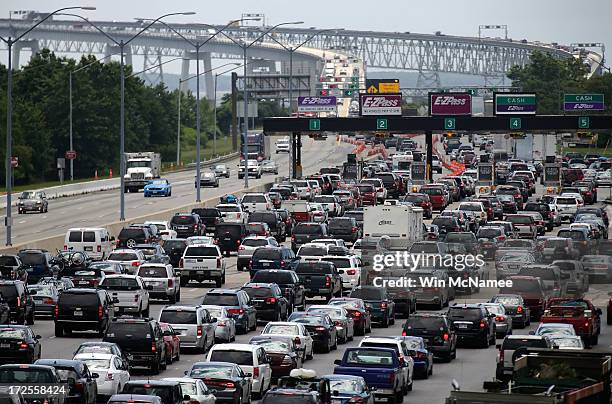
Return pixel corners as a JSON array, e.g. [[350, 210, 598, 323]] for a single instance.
[[144, 178, 172, 197], [395, 336, 434, 379], [323, 374, 374, 404]]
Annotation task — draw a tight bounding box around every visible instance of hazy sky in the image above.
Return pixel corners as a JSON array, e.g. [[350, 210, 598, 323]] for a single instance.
[[1, 0, 610, 72]]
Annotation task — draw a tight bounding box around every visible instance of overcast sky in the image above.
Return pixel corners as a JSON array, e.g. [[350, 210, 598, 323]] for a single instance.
[[1, 0, 610, 72]]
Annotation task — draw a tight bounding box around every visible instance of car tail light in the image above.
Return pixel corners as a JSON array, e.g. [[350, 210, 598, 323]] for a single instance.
[[179, 259, 184, 268], [228, 308, 244, 316], [480, 320, 486, 328], [351, 227, 357, 233], [97, 245, 102, 253], [381, 302, 387, 309], [249, 260, 253, 269], [54, 304, 59, 318], [443, 333, 449, 341], [197, 325, 203, 337], [293, 336, 301, 345], [168, 279, 173, 288], [280, 260, 286, 268], [402, 330, 407, 336], [151, 341, 156, 352], [98, 305, 103, 320], [517, 306, 524, 313], [131, 262, 141, 267], [495, 315, 505, 321], [18, 341, 28, 349], [44, 298, 54, 305], [291, 235, 296, 242], [389, 372, 395, 384], [253, 367, 260, 378], [497, 235, 506, 241], [63, 245, 67, 251], [499, 347, 504, 362], [236, 213, 242, 219], [217, 258, 222, 268], [106, 372, 114, 381], [218, 320, 227, 326], [74, 382, 85, 394], [238, 246, 245, 251], [325, 276, 331, 287], [134, 295, 139, 302], [352, 311, 361, 317], [265, 297, 277, 304], [347, 269, 356, 275]]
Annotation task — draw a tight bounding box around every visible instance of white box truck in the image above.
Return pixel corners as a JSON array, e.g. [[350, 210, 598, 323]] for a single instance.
[[123, 152, 161, 192], [363, 205, 423, 248]]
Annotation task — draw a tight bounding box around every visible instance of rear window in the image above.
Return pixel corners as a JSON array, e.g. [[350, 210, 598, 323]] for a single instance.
[[0, 256, 18, 266], [202, 293, 239, 306], [121, 385, 173, 403], [252, 271, 293, 283], [405, 316, 446, 329], [323, 258, 351, 268], [252, 249, 281, 260], [118, 228, 145, 239], [492, 296, 521, 305], [445, 233, 477, 244], [421, 188, 442, 196], [160, 309, 197, 324], [171, 215, 196, 225], [164, 240, 187, 250], [501, 279, 542, 294], [217, 205, 240, 213], [193, 208, 219, 217], [329, 219, 354, 229], [108, 253, 138, 261], [242, 287, 273, 298], [502, 338, 548, 350], [350, 288, 382, 300], [298, 247, 327, 256], [356, 184, 374, 193], [60, 292, 99, 307], [557, 230, 585, 241], [68, 231, 82, 242], [295, 262, 334, 274], [100, 277, 140, 291], [107, 322, 151, 338], [184, 247, 219, 257], [209, 350, 253, 366], [0, 328, 27, 339], [249, 213, 274, 223], [294, 224, 324, 235], [242, 239, 270, 248], [344, 211, 363, 221], [448, 308, 482, 321], [0, 369, 56, 383], [556, 198, 577, 205], [137, 266, 167, 278], [361, 341, 399, 354], [242, 195, 267, 203], [507, 216, 532, 224], [83, 232, 96, 242], [17, 252, 45, 266]]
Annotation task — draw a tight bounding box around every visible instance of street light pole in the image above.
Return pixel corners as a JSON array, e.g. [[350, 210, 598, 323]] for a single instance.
[[177, 84, 182, 165], [69, 71, 73, 181], [0, 6, 96, 246]]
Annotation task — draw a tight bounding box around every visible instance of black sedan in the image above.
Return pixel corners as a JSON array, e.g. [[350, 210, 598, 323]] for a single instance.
[[187, 361, 251, 404], [249, 335, 302, 379], [0, 325, 41, 364], [35, 358, 98, 404], [287, 312, 338, 353]]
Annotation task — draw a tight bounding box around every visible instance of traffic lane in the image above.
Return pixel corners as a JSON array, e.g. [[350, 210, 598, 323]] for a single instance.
[[2, 138, 352, 244]]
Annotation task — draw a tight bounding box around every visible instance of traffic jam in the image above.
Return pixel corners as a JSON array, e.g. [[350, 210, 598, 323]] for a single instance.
[[0, 131, 611, 404]]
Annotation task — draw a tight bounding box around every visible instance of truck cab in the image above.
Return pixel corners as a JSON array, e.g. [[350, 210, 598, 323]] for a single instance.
[[123, 152, 161, 192]]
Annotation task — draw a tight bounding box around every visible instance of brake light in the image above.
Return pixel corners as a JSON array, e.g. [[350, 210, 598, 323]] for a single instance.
[[151, 341, 156, 352], [352, 311, 361, 317], [381, 302, 387, 309], [16, 297, 21, 307], [402, 330, 407, 336], [197, 325, 203, 337], [43, 298, 54, 305], [499, 346, 504, 362], [105, 372, 114, 381], [495, 315, 505, 321], [168, 279, 173, 288], [97, 245, 102, 253], [179, 258, 184, 268], [280, 260, 286, 268], [228, 308, 244, 316], [54, 304, 59, 318], [325, 276, 331, 287], [19, 341, 28, 349], [351, 227, 357, 233], [517, 306, 523, 313], [63, 245, 67, 251], [131, 262, 141, 267], [98, 305, 103, 320], [443, 333, 449, 341], [217, 258, 222, 268], [347, 269, 356, 275], [479, 320, 486, 328], [238, 246, 245, 251], [291, 235, 296, 242], [249, 260, 253, 269], [265, 297, 277, 304]]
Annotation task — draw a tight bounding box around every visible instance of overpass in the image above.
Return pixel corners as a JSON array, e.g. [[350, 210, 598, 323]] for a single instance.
[[0, 17, 604, 97]]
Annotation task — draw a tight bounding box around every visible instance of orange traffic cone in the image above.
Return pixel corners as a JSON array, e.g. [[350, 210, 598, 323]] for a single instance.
[[109, 168, 113, 178]]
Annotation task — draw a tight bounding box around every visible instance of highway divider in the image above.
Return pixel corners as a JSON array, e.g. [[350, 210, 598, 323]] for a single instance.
[[0, 152, 239, 210]]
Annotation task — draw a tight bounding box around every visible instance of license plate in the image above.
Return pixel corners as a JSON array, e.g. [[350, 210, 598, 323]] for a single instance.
[[262, 262, 270, 267], [457, 324, 468, 329], [197, 271, 204, 274], [178, 226, 188, 230], [0, 344, 10, 348], [332, 400, 342, 404], [84, 246, 93, 251], [79, 281, 88, 285], [74, 311, 83, 316]]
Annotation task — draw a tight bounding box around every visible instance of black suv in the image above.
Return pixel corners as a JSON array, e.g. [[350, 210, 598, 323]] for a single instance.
[[447, 303, 496, 348], [349, 286, 395, 327], [524, 202, 554, 231], [327, 217, 361, 244], [0, 280, 35, 325], [295, 261, 343, 301], [104, 317, 167, 374], [291, 223, 328, 252], [121, 380, 184, 403], [163, 239, 191, 268], [241, 282, 289, 322], [54, 288, 114, 337], [17, 249, 55, 284], [192, 208, 223, 233], [116, 226, 152, 249], [251, 269, 305, 312], [248, 211, 286, 242], [402, 313, 457, 362], [170, 213, 203, 238]]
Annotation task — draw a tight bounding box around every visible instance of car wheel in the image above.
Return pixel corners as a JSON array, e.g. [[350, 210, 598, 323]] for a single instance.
[[481, 333, 489, 348], [54, 324, 63, 337], [215, 277, 223, 287], [169, 292, 177, 304], [26, 311, 34, 325], [180, 277, 188, 287], [142, 305, 150, 318], [175, 346, 180, 362], [151, 359, 160, 375], [381, 315, 389, 328]]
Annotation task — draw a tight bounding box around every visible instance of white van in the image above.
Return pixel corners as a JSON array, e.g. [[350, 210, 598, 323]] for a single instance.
[[64, 228, 113, 260]]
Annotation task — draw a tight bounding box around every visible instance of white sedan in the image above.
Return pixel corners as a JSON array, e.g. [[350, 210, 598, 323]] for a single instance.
[[74, 353, 130, 398], [261, 322, 314, 361]]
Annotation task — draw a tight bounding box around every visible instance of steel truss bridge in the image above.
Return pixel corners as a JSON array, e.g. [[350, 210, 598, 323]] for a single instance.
[[0, 18, 601, 97]]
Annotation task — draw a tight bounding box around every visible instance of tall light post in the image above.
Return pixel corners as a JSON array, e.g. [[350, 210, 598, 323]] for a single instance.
[[0, 6, 95, 246], [213, 64, 242, 156], [223, 21, 304, 188], [57, 11, 195, 219], [265, 28, 342, 178], [137, 18, 258, 202], [174, 62, 240, 166]]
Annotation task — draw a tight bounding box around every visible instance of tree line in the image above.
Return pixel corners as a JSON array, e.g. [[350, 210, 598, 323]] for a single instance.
[[0, 49, 288, 186]]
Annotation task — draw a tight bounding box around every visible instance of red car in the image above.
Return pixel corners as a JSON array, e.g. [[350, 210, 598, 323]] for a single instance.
[[420, 185, 448, 212], [403, 193, 432, 218], [355, 184, 376, 206], [159, 322, 180, 363]]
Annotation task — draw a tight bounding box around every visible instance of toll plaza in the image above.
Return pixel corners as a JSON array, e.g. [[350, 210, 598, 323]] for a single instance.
[[263, 114, 612, 180]]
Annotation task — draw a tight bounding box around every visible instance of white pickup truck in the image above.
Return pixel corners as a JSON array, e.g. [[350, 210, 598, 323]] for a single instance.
[[99, 275, 150, 317], [179, 244, 226, 288]]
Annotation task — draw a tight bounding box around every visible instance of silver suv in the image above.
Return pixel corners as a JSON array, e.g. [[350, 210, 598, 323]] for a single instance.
[[158, 305, 216, 353], [137, 263, 181, 303]]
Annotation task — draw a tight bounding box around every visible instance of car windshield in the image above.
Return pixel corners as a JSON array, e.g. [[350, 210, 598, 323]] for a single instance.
[[202, 294, 239, 306], [99, 278, 139, 291], [108, 253, 138, 261], [189, 365, 233, 379], [209, 350, 253, 366], [329, 379, 364, 394], [264, 324, 299, 335]]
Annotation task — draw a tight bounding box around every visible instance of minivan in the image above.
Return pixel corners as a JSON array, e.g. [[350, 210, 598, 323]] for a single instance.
[[64, 228, 113, 260]]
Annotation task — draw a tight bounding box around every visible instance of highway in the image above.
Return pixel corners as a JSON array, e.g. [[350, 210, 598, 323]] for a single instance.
[[0, 137, 354, 246]]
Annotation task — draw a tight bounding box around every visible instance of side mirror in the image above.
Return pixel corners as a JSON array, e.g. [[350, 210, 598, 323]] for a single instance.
[[163, 330, 172, 336], [35, 335, 41, 340], [332, 390, 340, 396], [210, 317, 217, 323], [183, 395, 191, 401], [495, 344, 501, 349], [112, 297, 120, 304], [334, 359, 341, 365], [529, 331, 535, 335], [91, 373, 99, 379], [110, 236, 115, 242], [208, 389, 217, 394], [244, 372, 252, 377], [184, 370, 189, 375], [596, 308, 603, 315]]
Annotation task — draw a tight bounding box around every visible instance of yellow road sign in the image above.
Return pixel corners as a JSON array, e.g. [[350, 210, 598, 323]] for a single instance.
[[379, 82, 400, 93], [367, 85, 378, 94]]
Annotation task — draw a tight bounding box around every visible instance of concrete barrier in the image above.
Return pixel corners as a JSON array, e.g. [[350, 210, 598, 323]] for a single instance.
[[0, 179, 273, 255], [0, 152, 239, 210]]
